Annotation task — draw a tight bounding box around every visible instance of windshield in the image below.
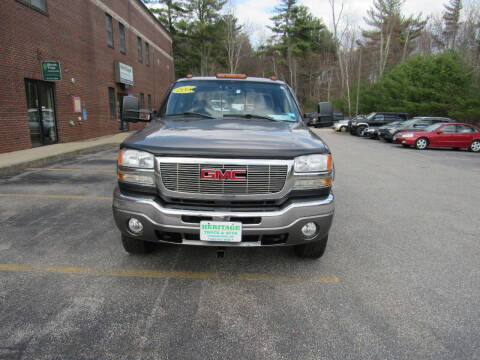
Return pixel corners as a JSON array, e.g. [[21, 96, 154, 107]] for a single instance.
[[366, 113, 376, 120], [164, 80, 301, 122], [423, 123, 444, 132], [388, 121, 404, 126], [400, 119, 416, 127]]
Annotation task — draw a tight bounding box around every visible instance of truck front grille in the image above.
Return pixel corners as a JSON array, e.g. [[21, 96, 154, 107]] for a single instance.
[[159, 162, 288, 195]]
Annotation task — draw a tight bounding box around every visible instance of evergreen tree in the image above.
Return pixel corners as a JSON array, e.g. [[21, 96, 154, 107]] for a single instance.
[[363, 0, 426, 77], [443, 0, 462, 48]]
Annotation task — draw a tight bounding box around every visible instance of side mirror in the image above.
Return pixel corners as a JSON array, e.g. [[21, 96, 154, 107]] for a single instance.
[[121, 96, 152, 123]]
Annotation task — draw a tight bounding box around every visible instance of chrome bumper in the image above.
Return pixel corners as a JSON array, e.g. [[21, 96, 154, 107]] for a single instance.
[[112, 187, 334, 247]]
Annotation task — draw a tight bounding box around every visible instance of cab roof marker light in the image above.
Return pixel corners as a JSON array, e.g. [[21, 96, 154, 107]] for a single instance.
[[185, 74, 193, 78], [270, 76, 278, 81], [216, 73, 248, 79]]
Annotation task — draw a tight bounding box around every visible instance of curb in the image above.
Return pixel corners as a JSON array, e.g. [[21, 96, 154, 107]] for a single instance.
[[0, 143, 119, 177]]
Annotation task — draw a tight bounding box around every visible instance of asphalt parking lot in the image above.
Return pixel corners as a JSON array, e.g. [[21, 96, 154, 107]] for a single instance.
[[1, 129, 479, 360]]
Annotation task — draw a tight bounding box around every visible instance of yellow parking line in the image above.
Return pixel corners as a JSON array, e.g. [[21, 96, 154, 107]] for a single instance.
[[26, 167, 116, 173], [0, 263, 339, 284], [0, 193, 111, 201]]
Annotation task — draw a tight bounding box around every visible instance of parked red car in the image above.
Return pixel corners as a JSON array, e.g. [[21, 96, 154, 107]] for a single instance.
[[393, 123, 480, 152]]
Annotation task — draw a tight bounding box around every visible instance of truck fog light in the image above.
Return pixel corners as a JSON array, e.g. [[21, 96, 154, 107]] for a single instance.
[[301, 222, 317, 238], [128, 218, 143, 234]]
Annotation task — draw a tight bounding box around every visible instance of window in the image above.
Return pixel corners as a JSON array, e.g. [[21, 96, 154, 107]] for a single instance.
[[106, 14, 114, 48], [140, 93, 145, 109], [137, 37, 143, 62], [108, 88, 116, 118], [145, 43, 150, 66], [456, 125, 475, 133], [17, 0, 47, 13], [442, 125, 456, 133], [119, 23, 126, 54], [147, 94, 152, 110]]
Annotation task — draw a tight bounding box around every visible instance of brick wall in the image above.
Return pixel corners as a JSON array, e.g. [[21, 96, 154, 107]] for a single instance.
[[0, 0, 174, 154]]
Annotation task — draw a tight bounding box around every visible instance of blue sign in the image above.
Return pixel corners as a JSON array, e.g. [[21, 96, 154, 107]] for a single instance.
[[82, 108, 87, 120]]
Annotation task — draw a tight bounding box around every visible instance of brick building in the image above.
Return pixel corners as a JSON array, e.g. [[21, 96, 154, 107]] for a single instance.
[[0, 0, 174, 154]]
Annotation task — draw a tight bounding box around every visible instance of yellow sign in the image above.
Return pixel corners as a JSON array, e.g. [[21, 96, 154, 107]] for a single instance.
[[173, 86, 196, 94]]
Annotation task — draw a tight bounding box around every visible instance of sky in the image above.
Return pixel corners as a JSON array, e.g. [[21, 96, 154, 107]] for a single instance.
[[233, 0, 454, 46], [146, 0, 479, 47]]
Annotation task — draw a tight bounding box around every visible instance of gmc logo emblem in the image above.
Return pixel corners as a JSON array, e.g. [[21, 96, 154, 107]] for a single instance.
[[201, 169, 247, 181]]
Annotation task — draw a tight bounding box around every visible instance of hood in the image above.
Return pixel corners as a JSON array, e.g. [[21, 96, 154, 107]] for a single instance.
[[122, 118, 329, 158]]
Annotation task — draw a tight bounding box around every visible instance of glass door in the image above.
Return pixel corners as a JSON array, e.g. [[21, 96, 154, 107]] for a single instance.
[[25, 79, 58, 146]]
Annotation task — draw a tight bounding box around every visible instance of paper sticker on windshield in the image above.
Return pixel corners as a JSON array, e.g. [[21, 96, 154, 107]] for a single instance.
[[173, 86, 196, 94]]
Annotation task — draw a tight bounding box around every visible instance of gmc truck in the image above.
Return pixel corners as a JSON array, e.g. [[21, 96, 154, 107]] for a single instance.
[[113, 75, 335, 259]]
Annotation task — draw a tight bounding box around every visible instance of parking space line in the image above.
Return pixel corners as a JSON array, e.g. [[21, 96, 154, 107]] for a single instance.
[[0, 263, 339, 284], [0, 193, 111, 201], [26, 167, 116, 173]]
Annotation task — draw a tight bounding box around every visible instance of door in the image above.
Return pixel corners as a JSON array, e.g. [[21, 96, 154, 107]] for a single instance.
[[117, 93, 129, 132], [455, 125, 476, 148], [25, 79, 58, 147], [432, 124, 457, 147]]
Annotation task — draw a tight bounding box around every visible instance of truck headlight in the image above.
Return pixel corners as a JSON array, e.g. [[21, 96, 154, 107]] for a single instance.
[[119, 149, 154, 168], [294, 154, 333, 190], [294, 154, 332, 173], [118, 149, 155, 187]]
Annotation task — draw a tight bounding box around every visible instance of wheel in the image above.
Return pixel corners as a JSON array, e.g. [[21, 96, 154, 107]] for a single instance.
[[339, 126, 347, 132], [415, 137, 428, 150], [356, 126, 366, 136], [121, 234, 153, 254], [294, 234, 328, 259], [469, 140, 480, 152]]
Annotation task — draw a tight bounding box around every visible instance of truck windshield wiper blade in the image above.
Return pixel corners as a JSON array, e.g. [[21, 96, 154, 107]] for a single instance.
[[166, 112, 216, 119], [223, 114, 278, 122]]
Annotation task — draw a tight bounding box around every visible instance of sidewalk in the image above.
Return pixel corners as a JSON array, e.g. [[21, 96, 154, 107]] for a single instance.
[[0, 132, 133, 176]]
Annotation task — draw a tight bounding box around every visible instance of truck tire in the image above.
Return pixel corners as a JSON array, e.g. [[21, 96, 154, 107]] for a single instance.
[[294, 234, 328, 259], [356, 126, 366, 137], [121, 234, 153, 254]]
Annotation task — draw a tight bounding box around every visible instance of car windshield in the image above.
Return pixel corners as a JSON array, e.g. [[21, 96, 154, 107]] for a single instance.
[[399, 119, 417, 127], [423, 123, 444, 132], [164, 80, 301, 122], [366, 113, 376, 120]]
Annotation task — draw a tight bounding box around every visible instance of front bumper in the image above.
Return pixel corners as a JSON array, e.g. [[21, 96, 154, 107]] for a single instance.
[[394, 137, 416, 145], [112, 187, 334, 247]]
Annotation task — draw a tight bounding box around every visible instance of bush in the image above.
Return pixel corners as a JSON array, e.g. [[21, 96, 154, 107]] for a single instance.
[[357, 51, 480, 125]]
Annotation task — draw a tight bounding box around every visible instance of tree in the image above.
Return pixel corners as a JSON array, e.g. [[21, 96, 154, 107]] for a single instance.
[[223, 7, 248, 73], [363, 0, 426, 78], [443, 0, 462, 49], [358, 51, 480, 123]]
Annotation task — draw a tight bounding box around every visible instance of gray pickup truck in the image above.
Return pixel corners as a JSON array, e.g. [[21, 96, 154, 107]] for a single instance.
[[113, 75, 334, 258]]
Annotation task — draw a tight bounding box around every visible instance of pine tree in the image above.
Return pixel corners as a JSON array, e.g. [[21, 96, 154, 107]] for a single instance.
[[443, 0, 462, 48], [363, 0, 426, 77]]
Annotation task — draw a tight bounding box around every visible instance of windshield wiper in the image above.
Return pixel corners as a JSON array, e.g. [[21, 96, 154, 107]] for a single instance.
[[223, 114, 279, 122], [166, 112, 216, 119]]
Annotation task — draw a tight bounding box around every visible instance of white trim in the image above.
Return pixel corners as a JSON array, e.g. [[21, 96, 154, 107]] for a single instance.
[[90, 0, 173, 62]]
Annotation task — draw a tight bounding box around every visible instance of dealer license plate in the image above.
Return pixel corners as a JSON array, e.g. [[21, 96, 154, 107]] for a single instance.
[[200, 221, 242, 242]]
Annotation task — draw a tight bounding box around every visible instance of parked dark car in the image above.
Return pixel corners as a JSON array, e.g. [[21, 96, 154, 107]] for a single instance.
[[379, 117, 454, 142], [333, 112, 344, 122], [363, 126, 380, 139], [349, 112, 409, 136], [308, 102, 335, 127], [394, 123, 480, 151]]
